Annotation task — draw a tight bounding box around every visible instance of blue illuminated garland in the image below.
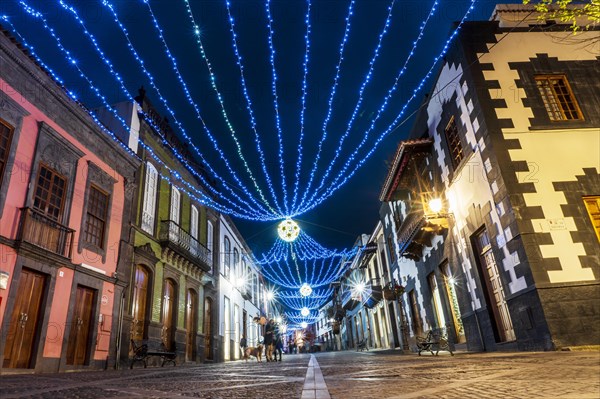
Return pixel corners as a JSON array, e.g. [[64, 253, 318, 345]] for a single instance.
[[301, 0, 396, 213], [296, 0, 356, 214], [290, 0, 312, 211], [264, 0, 289, 215]]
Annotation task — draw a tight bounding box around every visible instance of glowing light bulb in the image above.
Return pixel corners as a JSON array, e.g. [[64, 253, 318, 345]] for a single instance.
[[429, 198, 443, 213], [278, 219, 300, 242], [299, 283, 312, 297], [301, 307, 309, 316]]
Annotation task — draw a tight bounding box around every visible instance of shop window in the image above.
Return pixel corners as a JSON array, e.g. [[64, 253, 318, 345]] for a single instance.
[[535, 75, 583, 121]]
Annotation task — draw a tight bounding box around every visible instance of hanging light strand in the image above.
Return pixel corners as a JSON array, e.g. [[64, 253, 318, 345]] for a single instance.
[[296, 0, 356, 213], [264, 0, 289, 215], [135, 0, 279, 216], [301, 0, 396, 212], [290, 0, 313, 211]]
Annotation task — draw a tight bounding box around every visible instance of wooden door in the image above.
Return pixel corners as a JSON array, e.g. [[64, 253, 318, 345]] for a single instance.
[[162, 279, 176, 350], [186, 289, 197, 361], [131, 265, 149, 342], [475, 230, 515, 342], [3, 269, 46, 369], [204, 298, 212, 360], [66, 286, 95, 365]]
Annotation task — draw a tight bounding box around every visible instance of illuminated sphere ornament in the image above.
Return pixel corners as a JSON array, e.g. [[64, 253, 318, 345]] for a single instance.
[[301, 307, 310, 317], [301, 322, 308, 329], [299, 283, 313, 297], [277, 218, 300, 242]]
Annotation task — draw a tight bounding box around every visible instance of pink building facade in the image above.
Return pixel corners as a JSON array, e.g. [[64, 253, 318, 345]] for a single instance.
[[0, 30, 139, 372]]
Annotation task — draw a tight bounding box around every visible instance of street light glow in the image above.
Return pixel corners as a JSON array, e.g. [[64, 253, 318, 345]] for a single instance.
[[301, 307, 309, 316], [355, 282, 365, 293], [266, 291, 274, 301], [429, 198, 443, 213]]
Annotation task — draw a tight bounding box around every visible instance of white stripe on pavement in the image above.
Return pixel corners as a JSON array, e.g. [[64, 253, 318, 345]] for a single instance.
[[301, 355, 331, 399]]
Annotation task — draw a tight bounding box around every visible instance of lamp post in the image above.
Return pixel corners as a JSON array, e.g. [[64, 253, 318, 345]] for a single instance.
[[427, 198, 486, 351]]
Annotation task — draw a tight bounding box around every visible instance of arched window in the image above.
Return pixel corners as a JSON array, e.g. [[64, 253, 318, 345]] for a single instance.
[[223, 236, 231, 278], [141, 162, 158, 234]]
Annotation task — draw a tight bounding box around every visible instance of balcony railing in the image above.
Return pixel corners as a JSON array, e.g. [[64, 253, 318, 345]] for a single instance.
[[18, 207, 74, 259], [340, 289, 361, 310], [159, 220, 212, 271]]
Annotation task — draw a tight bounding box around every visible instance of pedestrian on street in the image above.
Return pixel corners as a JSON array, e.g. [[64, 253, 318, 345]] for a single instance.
[[264, 319, 275, 361], [274, 335, 283, 361], [240, 334, 247, 357]]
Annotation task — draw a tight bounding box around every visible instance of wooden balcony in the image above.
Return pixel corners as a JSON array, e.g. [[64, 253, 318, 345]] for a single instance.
[[18, 207, 74, 259], [159, 220, 212, 272]]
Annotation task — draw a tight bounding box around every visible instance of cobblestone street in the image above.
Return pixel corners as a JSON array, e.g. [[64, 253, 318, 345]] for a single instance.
[[0, 349, 598, 398]]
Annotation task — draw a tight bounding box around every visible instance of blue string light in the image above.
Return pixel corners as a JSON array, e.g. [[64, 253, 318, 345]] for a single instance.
[[279, 290, 332, 311], [300, 0, 475, 214], [301, 0, 396, 213], [296, 0, 356, 214], [264, 0, 289, 215], [9, 0, 477, 226], [141, 0, 279, 217], [0, 14, 262, 223], [290, 0, 312, 212], [101, 0, 277, 218], [13, 3, 269, 220], [221, 0, 284, 215]]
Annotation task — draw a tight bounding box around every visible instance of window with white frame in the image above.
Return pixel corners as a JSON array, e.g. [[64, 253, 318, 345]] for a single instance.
[[170, 186, 181, 224], [190, 205, 199, 239], [223, 236, 231, 278], [190, 204, 199, 256], [141, 162, 158, 234], [233, 248, 240, 279], [207, 220, 214, 253]]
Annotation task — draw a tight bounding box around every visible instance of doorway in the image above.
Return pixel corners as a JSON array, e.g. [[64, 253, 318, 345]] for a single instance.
[[186, 289, 197, 361], [473, 228, 516, 342], [388, 302, 400, 348], [66, 285, 96, 365], [162, 279, 176, 350], [3, 268, 46, 368], [203, 297, 213, 360], [131, 265, 149, 342]]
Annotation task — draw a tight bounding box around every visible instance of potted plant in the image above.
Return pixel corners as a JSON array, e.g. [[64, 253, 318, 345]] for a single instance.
[[383, 282, 405, 300]]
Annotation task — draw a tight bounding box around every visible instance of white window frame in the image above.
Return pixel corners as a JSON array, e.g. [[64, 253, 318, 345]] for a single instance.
[[170, 186, 181, 224], [141, 162, 158, 234]]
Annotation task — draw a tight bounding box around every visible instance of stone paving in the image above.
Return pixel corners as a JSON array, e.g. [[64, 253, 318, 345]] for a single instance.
[[0, 349, 598, 398]]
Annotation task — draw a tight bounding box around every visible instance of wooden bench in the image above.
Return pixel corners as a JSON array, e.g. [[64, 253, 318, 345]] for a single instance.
[[130, 340, 177, 369], [416, 328, 453, 356]]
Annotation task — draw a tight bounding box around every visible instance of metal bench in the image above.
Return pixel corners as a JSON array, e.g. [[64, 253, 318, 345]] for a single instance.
[[416, 328, 453, 356], [130, 339, 177, 368]]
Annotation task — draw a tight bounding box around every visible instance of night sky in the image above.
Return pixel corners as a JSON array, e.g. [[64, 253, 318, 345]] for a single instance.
[[1, 0, 521, 256]]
